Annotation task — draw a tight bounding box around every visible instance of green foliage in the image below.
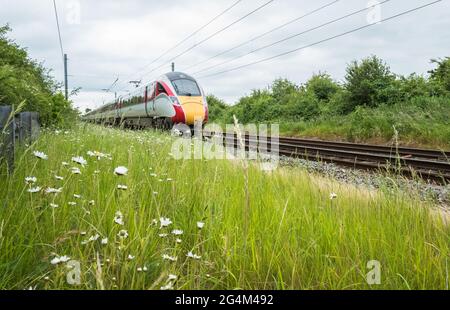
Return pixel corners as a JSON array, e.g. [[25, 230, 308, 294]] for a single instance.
[[0, 24, 77, 127], [208, 55, 450, 148], [206, 94, 227, 121]]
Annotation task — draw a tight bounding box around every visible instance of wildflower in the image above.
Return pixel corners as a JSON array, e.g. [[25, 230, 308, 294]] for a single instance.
[[71, 167, 81, 175], [172, 230, 183, 236], [117, 230, 129, 239], [62, 162, 69, 166], [150, 173, 157, 177], [33, 151, 48, 160], [72, 156, 87, 166], [159, 233, 168, 238], [73, 194, 81, 199], [168, 274, 177, 281], [166, 178, 173, 182], [28, 187, 41, 193], [137, 267, 143, 272], [81, 234, 99, 245], [197, 222, 205, 229], [44, 276, 50, 281], [330, 192, 338, 200], [101, 238, 108, 245], [50, 255, 70, 265], [176, 238, 182, 244], [55, 175, 64, 181], [162, 254, 177, 262], [114, 166, 128, 176], [127, 254, 135, 260], [160, 282, 173, 290], [143, 266, 148, 272], [117, 185, 128, 190], [50, 203, 59, 209], [114, 211, 124, 225], [153, 191, 158, 195], [46, 187, 63, 194], [80, 231, 87, 236], [94, 170, 100, 174], [88, 200, 95, 206], [68, 202, 77, 206], [151, 219, 158, 226], [25, 176, 37, 184], [186, 251, 201, 260], [87, 151, 106, 159], [160, 217, 172, 229]]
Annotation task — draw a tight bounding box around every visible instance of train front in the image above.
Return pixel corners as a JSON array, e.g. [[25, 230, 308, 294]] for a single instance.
[[165, 72, 208, 127]]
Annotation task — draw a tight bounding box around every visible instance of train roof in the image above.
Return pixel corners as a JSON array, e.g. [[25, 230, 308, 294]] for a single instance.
[[164, 71, 196, 82]]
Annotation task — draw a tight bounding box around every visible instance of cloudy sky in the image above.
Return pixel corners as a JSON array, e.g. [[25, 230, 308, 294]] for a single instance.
[[1, 0, 449, 111]]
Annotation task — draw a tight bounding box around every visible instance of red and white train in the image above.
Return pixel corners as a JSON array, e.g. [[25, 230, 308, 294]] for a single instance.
[[84, 72, 208, 128]]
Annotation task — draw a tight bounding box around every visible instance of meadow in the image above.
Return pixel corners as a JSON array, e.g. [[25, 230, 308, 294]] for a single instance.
[[0, 124, 449, 290]]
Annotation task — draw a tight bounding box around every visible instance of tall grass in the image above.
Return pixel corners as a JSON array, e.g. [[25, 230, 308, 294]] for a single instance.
[[0, 124, 448, 290]]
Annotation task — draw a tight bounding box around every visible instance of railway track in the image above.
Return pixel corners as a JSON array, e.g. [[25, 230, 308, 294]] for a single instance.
[[203, 132, 450, 183]]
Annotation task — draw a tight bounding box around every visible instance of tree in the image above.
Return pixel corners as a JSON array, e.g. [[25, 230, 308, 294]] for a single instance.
[[429, 57, 450, 92], [305, 73, 340, 101], [206, 94, 228, 122], [344, 55, 396, 112]]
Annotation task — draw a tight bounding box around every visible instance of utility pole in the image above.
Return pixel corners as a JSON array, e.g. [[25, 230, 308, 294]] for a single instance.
[[64, 54, 68, 101], [172, 62, 175, 72]]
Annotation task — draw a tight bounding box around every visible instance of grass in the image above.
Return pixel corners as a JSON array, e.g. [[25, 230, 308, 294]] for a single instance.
[[0, 123, 449, 290]]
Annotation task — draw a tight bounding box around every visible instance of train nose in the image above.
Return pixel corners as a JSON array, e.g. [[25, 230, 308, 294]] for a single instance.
[[179, 97, 205, 125]]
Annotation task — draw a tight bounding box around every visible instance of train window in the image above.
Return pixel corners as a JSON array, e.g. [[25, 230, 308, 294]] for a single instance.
[[171, 79, 201, 96]]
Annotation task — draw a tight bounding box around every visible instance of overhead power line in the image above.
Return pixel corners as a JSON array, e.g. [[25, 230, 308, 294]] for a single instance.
[[52, 0, 64, 62], [184, 0, 340, 72], [136, 0, 276, 84], [113, 0, 243, 92], [198, 0, 443, 79], [193, 0, 391, 76]]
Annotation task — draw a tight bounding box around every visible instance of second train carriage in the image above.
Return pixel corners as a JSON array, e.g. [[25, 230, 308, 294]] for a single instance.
[[84, 72, 209, 128]]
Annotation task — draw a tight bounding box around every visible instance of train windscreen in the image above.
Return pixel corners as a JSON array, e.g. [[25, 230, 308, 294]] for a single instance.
[[171, 79, 201, 97]]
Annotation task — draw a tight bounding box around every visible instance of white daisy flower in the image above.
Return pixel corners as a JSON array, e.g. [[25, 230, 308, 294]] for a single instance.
[[114, 166, 128, 176], [46, 187, 63, 194], [101, 238, 108, 245], [153, 192, 158, 195], [150, 173, 157, 177], [186, 251, 201, 260], [117, 230, 129, 239], [127, 254, 135, 260], [197, 222, 205, 229], [50, 255, 70, 265], [172, 229, 183, 236], [55, 175, 64, 181], [94, 170, 101, 174], [25, 176, 37, 184], [33, 151, 48, 160], [73, 194, 81, 199], [159, 217, 172, 229], [71, 167, 81, 175], [158, 233, 168, 238], [50, 203, 59, 209], [114, 211, 124, 225], [162, 254, 177, 262], [160, 282, 173, 290], [117, 185, 128, 190], [88, 200, 95, 206], [176, 238, 182, 244], [80, 231, 87, 236], [168, 274, 177, 281], [151, 219, 158, 226], [68, 202, 77, 206], [62, 162, 69, 166], [166, 178, 173, 182], [28, 187, 41, 193], [59, 255, 70, 263], [87, 151, 106, 159], [330, 192, 338, 200], [143, 266, 148, 272], [137, 267, 143, 272], [72, 156, 87, 166]]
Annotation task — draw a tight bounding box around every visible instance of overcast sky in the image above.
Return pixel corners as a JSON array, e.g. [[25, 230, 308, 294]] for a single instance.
[[1, 0, 449, 111]]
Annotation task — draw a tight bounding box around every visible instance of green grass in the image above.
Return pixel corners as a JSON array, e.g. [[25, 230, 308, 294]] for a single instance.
[[0, 124, 449, 290]]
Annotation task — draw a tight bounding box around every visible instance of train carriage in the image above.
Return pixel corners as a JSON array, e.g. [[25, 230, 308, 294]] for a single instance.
[[84, 72, 208, 129]]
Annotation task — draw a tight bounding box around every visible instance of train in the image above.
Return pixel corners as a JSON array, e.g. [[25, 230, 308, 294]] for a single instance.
[[83, 72, 208, 129]]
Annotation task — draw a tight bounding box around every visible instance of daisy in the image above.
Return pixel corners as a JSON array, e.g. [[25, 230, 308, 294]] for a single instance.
[[62, 162, 69, 166], [160, 217, 172, 229], [28, 187, 41, 193], [55, 175, 64, 181], [197, 222, 205, 229], [159, 233, 168, 238], [137, 267, 143, 272], [160, 282, 173, 290], [73, 194, 81, 199], [68, 202, 77, 206], [114, 211, 124, 225], [186, 251, 201, 260], [330, 192, 338, 200], [127, 254, 135, 260], [117, 185, 128, 190], [150, 173, 157, 177], [114, 166, 128, 176], [176, 238, 182, 244], [88, 200, 95, 206], [172, 230, 183, 236], [71, 167, 81, 175], [50, 203, 59, 209], [153, 192, 158, 195], [72, 156, 87, 166], [168, 274, 177, 281], [33, 151, 48, 160], [143, 266, 148, 272], [46, 187, 63, 194], [101, 238, 108, 245], [25, 176, 37, 184], [94, 170, 101, 174], [117, 230, 129, 239], [162, 254, 177, 262], [166, 178, 173, 182]]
